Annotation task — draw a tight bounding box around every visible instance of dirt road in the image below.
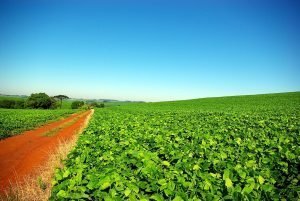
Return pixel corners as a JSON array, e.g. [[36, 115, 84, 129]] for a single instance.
[[0, 110, 93, 193]]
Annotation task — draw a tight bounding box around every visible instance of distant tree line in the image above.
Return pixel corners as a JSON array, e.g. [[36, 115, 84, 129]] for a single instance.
[[0, 93, 59, 109], [0, 99, 25, 109], [0, 93, 105, 109]]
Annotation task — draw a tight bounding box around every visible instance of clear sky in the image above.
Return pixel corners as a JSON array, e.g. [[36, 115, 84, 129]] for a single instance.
[[0, 0, 299, 101]]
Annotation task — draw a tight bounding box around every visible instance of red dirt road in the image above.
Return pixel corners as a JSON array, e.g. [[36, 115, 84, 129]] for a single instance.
[[0, 110, 93, 193]]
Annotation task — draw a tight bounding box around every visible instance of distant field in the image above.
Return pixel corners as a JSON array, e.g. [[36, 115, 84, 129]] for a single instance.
[[0, 95, 25, 101], [103, 101, 135, 107], [51, 92, 300, 200], [0, 109, 76, 139], [120, 92, 300, 112]]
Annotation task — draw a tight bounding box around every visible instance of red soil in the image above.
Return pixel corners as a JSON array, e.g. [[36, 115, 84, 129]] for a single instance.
[[0, 110, 93, 193]]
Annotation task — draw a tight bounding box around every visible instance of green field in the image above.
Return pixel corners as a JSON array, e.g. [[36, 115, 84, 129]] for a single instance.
[[103, 101, 137, 107], [0, 109, 76, 139], [50, 92, 300, 200], [120, 92, 300, 112]]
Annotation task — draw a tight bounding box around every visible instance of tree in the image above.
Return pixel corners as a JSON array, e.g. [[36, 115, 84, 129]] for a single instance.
[[25, 93, 54, 109], [54, 95, 69, 109], [50, 97, 60, 109], [71, 101, 84, 109]]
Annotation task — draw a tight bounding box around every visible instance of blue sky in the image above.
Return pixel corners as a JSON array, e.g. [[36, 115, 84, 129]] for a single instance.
[[0, 0, 299, 101]]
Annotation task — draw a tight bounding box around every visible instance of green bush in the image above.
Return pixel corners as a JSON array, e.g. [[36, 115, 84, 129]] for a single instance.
[[0, 100, 16, 108], [71, 101, 84, 109], [50, 97, 60, 109], [89, 102, 105, 108], [14, 100, 25, 109], [0, 99, 25, 109], [80, 104, 90, 110]]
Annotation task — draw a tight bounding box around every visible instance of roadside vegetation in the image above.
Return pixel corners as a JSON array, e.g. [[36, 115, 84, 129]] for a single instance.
[[50, 92, 299, 200]]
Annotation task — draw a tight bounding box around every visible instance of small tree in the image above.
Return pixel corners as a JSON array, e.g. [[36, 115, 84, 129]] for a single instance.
[[54, 95, 69, 109]]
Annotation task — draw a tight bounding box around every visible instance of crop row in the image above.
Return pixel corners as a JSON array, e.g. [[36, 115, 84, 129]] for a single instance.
[[51, 103, 299, 200]]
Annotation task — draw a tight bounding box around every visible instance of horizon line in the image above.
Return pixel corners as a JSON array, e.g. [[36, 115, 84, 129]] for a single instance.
[[1, 90, 299, 103]]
